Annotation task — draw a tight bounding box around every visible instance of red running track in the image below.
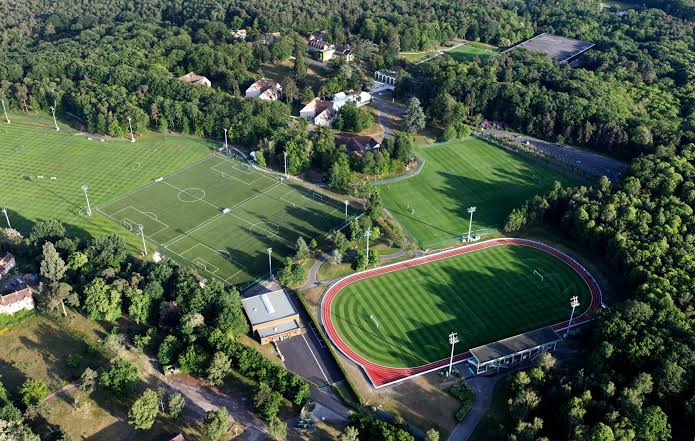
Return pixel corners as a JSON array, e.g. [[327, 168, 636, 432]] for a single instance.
[[319, 238, 603, 388]]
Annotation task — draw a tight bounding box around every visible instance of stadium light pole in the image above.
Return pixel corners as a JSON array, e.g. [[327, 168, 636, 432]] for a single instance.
[[81, 185, 92, 216], [223, 128, 229, 155], [138, 224, 147, 255], [127, 116, 135, 143], [447, 332, 459, 377], [1, 99, 9, 124], [267, 247, 273, 279], [344, 200, 349, 221], [365, 228, 371, 256], [50, 105, 59, 131], [283, 151, 288, 179], [1, 208, 11, 229], [466, 206, 477, 241], [564, 296, 580, 338]]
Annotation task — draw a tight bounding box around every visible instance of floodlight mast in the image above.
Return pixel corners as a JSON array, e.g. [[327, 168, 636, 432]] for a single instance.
[[466, 206, 477, 241], [127, 116, 135, 143], [448, 332, 459, 377], [138, 224, 147, 255], [81, 185, 92, 216], [344, 200, 349, 221], [564, 296, 580, 338], [283, 151, 288, 179], [223, 128, 229, 156], [1, 208, 11, 229], [50, 105, 59, 131], [267, 247, 273, 279], [1, 99, 9, 124], [365, 228, 371, 257]]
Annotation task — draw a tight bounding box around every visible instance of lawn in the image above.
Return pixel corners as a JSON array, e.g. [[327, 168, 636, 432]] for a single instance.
[[379, 137, 578, 248], [99, 154, 358, 286], [0, 112, 210, 243], [444, 43, 498, 62], [329, 243, 591, 368]]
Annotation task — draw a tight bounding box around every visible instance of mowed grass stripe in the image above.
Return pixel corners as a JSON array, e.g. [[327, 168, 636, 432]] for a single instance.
[[330, 244, 592, 368]]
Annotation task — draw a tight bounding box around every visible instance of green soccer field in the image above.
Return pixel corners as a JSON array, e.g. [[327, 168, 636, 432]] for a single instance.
[[99, 155, 357, 286], [444, 43, 498, 62], [0, 112, 210, 241], [380, 137, 578, 248], [330, 244, 592, 368]]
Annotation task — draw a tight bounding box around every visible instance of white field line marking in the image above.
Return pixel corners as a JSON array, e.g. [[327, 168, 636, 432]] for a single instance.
[[164, 213, 225, 247], [181, 242, 247, 271], [162, 181, 220, 210], [301, 333, 329, 384], [227, 212, 293, 246]]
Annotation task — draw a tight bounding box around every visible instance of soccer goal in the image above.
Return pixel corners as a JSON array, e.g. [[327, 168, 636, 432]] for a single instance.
[[533, 269, 544, 282], [312, 192, 324, 201], [369, 314, 380, 329]]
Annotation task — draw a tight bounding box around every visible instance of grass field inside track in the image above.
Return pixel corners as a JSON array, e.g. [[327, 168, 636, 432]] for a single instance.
[[0, 112, 210, 240], [380, 138, 578, 248], [330, 244, 592, 368], [444, 43, 498, 62], [99, 155, 358, 286]]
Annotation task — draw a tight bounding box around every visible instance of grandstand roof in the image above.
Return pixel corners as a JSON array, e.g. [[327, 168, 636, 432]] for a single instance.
[[470, 327, 560, 364]]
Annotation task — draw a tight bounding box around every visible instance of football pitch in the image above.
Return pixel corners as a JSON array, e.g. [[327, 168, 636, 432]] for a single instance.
[[380, 137, 579, 248], [326, 241, 593, 369], [99, 155, 358, 286]]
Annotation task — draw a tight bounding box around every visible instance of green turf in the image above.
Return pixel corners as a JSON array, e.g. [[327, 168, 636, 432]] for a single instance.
[[0, 112, 210, 242], [379, 138, 578, 248], [330, 244, 592, 368], [443, 44, 498, 62], [99, 155, 358, 286]]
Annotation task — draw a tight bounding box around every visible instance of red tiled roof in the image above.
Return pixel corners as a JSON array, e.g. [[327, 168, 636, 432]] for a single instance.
[[0, 288, 32, 306]]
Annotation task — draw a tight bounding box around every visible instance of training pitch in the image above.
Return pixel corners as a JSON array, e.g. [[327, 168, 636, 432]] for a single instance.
[[321, 238, 601, 387], [99, 155, 357, 286], [380, 137, 578, 248]]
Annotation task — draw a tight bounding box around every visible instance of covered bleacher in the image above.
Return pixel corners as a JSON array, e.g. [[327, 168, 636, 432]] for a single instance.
[[469, 327, 560, 375]]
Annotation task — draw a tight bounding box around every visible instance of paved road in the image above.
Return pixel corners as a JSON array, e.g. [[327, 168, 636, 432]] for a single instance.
[[485, 129, 628, 181], [447, 374, 500, 441], [302, 254, 326, 290], [370, 96, 405, 139]]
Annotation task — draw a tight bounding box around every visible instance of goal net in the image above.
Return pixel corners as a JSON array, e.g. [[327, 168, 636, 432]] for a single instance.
[[533, 269, 544, 282]]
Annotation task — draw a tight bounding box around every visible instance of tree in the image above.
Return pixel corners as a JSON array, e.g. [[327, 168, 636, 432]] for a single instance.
[[100, 359, 139, 399], [354, 250, 368, 271], [366, 187, 383, 219], [20, 379, 48, 407], [282, 79, 298, 105], [425, 428, 440, 441], [329, 153, 353, 191], [128, 389, 159, 430], [79, 368, 98, 394], [403, 98, 426, 133], [295, 236, 310, 260], [158, 335, 182, 365], [253, 382, 282, 421], [0, 420, 40, 441], [83, 278, 121, 321], [330, 248, 343, 264], [85, 234, 127, 270], [167, 392, 185, 419], [207, 352, 231, 386], [637, 406, 670, 441], [340, 426, 359, 441], [293, 46, 307, 80], [40, 242, 66, 285], [334, 101, 373, 132], [28, 219, 65, 246], [393, 133, 415, 164], [268, 416, 287, 440], [201, 408, 229, 441]]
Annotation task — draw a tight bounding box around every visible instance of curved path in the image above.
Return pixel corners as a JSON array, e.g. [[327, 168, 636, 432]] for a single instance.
[[319, 238, 602, 388]]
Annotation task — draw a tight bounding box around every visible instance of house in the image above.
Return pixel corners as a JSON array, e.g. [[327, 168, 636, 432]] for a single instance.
[[241, 289, 304, 344], [177, 72, 212, 88], [332, 91, 372, 110], [299, 97, 335, 126], [231, 29, 247, 40], [0, 288, 34, 315], [374, 69, 398, 86], [0, 253, 15, 280], [308, 30, 329, 42], [333, 44, 354, 62], [307, 39, 335, 62], [346, 135, 381, 158], [245, 78, 282, 101]]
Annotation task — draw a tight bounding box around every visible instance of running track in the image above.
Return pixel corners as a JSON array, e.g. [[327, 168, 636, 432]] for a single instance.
[[319, 238, 603, 388]]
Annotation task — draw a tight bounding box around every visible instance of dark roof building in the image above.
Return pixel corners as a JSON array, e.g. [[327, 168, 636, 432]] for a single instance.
[[469, 327, 561, 374]]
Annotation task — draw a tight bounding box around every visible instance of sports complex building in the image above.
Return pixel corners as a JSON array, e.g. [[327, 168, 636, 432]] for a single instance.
[[242, 289, 305, 344], [503, 32, 594, 62], [468, 327, 560, 375]]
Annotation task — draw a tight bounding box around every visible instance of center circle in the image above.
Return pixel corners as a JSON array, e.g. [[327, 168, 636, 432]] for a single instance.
[[177, 188, 206, 202]]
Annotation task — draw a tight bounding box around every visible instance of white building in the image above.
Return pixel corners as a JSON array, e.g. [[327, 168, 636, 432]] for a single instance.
[[299, 97, 336, 126], [332, 91, 371, 110], [245, 78, 282, 101], [232, 29, 247, 40], [0, 288, 34, 315]]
